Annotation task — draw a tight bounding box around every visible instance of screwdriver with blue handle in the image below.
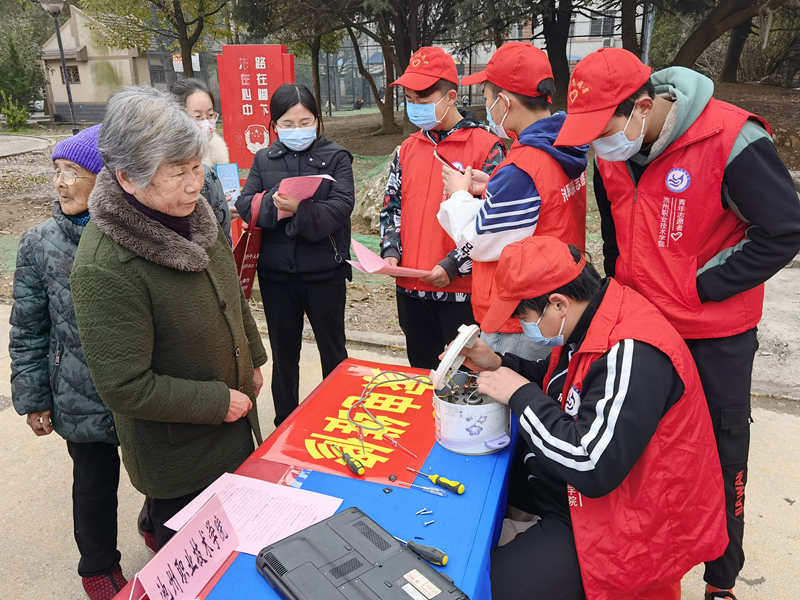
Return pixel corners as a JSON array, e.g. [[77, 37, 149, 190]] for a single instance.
[[332, 444, 365, 476], [393, 536, 448, 566], [407, 467, 465, 494]]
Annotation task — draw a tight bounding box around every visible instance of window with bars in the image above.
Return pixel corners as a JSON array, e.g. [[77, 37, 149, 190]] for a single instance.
[[59, 66, 80, 84], [590, 11, 615, 38], [150, 68, 167, 84]]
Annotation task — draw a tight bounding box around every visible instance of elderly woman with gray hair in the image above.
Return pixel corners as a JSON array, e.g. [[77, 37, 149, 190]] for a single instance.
[[70, 86, 268, 548]]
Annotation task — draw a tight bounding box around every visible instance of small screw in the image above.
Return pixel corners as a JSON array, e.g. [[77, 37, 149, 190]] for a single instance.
[[421, 510, 433, 515], [415, 536, 424, 540], [424, 520, 435, 526], [415, 508, 427, 515]]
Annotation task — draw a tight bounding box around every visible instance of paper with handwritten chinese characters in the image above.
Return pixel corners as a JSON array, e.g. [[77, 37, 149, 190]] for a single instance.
[[132, 495, 237, 600], [164, 473, 342, 556]]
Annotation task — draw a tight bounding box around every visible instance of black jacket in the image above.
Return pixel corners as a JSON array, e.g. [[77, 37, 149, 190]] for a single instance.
[[502, 280, 684, 524], [237, 136, 355, 280]]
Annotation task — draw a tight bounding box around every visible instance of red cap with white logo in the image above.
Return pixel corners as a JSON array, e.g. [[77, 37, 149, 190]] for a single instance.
[[481, 236, 586, 334], [554, 48, 652, 147], [392, 47, 459, 91], [461, 42, 553, 101]]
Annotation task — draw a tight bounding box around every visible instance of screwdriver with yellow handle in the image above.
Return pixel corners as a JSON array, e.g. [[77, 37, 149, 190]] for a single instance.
[[393, 536, 448, 566], [332, 444, 365, 476], [407, 467, 465, 495]]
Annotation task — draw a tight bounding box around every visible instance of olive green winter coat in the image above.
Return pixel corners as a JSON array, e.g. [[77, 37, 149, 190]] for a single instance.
[[71, 168, 268, 499]]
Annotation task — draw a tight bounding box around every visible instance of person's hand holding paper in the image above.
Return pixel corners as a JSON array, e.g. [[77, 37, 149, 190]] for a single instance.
[[275, 174, 336, 220], [348, 239, 433, 278]]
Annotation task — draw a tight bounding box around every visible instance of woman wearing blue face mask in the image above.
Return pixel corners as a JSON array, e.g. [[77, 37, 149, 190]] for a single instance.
[[236, 83, 355, 428]]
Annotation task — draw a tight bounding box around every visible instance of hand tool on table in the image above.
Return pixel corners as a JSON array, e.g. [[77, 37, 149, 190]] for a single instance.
[[402, 482, 447, 496], [332, 444, 365, 476], [393, 536, 448, 566], [383, 433, 417, 458], [407, 467, 465, 494]]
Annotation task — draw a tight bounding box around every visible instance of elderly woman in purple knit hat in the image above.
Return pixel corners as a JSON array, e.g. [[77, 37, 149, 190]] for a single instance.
[[9, 125, 134, 600]]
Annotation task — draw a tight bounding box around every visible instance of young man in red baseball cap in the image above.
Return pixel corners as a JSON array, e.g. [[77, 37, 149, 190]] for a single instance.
[[438, 42, 588, 362], [554, 47, 800, 600], [379, 46, 505, 369], [453, 236, 727, 600]]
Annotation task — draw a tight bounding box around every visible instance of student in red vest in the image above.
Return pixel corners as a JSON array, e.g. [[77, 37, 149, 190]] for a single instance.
[[380, 46, 505, 369], [453, 236, 727, 600], [439, 43, 588, 361], [553, 48, 800, 600]]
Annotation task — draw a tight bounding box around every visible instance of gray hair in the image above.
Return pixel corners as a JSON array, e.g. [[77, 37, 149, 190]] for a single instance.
[[98, 86, 208, 189]]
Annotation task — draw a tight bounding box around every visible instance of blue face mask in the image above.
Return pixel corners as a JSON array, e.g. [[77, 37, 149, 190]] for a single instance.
[[520, 304, 566, 347], [407, 94, 449, 131], [277, 126, 317, 151], [486, 95, 510, 140]]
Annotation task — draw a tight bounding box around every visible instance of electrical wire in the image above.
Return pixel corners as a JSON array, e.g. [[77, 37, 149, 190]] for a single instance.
[[346, 371, 434, 451]]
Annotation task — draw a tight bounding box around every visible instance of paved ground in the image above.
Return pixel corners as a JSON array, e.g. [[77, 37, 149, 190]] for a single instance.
[[1, 275, 799, 598], [0, 135, 50, 158]]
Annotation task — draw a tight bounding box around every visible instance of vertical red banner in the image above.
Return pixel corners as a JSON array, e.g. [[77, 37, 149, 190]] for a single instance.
[[218, 44, 295, 173]]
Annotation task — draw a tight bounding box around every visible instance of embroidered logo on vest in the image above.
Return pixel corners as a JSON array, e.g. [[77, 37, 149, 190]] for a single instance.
[[665, 168, 691, 193], [565, 385, 581, 419]]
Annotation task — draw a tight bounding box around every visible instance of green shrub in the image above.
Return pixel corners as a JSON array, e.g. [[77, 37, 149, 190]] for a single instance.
[[0, 90, 29, 130]]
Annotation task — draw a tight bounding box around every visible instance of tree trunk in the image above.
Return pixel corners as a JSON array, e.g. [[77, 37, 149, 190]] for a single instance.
[[621, 0, 641, 56], [172, 0, 195, 78], [346, 27, 400, 134], [181, 38, 195, 78], [542, 0, 573, 109], [382, 51, 398, 134], [493, 27, 505, 49], [673, 0, 787, 68], [311, 35, 322, 112], [720, 18, 752, 82]]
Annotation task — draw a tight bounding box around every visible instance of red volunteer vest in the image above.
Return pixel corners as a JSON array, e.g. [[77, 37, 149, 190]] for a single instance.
[[542, 279, 727, 600], [396, 126, 499, 293], [472, 142, 587, 333], [597, 99, 771, 339]]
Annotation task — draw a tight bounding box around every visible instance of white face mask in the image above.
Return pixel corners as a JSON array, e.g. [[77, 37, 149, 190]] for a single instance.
[[591, 102, 645, 162], [197, 118, 217, 141]]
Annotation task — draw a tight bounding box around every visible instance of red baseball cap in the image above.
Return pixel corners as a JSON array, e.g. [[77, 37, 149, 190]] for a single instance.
[[554, 48, 652, 147], [461, 42, 553, 100], [392, 47, 459, 91], [481, 236, 586, 334]]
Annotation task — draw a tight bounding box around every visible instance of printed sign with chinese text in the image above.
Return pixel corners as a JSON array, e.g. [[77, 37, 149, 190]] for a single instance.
[[217, 45, 295, 171]]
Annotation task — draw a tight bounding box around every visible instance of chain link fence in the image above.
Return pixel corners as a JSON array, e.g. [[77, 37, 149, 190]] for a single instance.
[[139, 9, 641, 118]]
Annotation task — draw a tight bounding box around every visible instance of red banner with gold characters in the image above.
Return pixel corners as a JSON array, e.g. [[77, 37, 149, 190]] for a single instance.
[[251, 359, 437, 486], [217, 44, 295, 173]]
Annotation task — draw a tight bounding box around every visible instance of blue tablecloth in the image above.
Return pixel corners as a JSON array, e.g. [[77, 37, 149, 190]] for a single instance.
[[207, 419, 518, 600]]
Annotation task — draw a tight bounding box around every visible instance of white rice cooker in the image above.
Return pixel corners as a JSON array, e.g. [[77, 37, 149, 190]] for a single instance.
[[430, 324, 511, 456]]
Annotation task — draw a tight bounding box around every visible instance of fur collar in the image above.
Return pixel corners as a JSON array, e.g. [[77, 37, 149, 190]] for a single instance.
[[88, 168, 219, 272], [203, 134, 229, 167]]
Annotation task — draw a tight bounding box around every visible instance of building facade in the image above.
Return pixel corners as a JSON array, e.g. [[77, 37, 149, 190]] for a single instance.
[[40, 7, 151, 123]]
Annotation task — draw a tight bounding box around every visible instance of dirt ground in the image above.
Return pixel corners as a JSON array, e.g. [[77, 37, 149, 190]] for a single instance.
[[1, 82, 797, 334]]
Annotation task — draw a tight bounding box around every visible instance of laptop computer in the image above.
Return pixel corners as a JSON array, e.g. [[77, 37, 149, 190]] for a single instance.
[[256, 507, 470, 600]]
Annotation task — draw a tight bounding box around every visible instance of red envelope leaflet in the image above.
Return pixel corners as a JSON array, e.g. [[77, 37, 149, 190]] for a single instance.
[[251, 359, 436, 486], [348, 239, 433, 278], [276, 174, 336, 220]]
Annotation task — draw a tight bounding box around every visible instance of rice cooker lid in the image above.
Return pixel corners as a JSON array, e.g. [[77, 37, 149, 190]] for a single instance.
[[430, 324, 481, 391]]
